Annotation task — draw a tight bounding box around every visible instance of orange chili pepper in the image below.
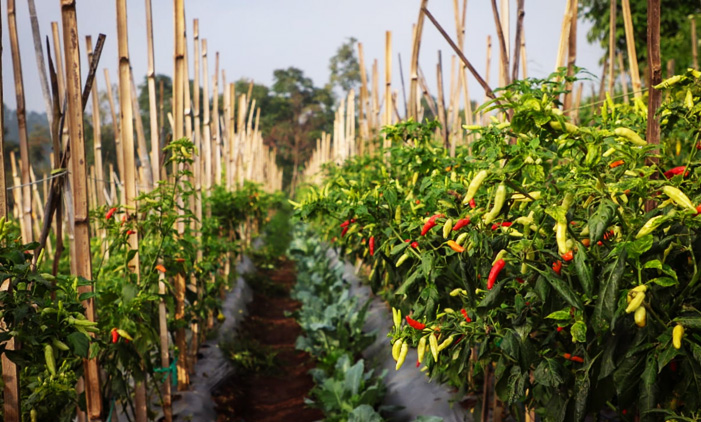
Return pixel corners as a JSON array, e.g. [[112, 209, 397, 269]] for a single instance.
[[155, 264, 166, 273], [447, 240, 465, 253], [609, 160, 624, 168]]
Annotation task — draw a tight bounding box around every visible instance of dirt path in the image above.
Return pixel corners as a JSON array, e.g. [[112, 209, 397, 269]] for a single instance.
[[213, 259, 323, 422]]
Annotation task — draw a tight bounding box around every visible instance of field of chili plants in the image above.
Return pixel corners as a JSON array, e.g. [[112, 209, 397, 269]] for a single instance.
[[293, 68, 701, 421], [0, 140, 284, 421]]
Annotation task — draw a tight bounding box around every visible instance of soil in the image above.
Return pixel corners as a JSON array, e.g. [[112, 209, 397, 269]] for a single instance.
[[212, 258, 324, 422]]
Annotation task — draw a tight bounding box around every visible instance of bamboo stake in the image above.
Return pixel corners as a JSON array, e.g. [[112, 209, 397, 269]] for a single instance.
[[61, 1, 103, 419], [666, 59, 675, 77], [384, 30, 392, 151], [564, 0, 578, 114], [646, 0, 661, 148], [554, 0, 574, 72], [173, 0, 190, 390], [511, 0, 525, 82], [617, 52, 629, 103], [130, 70, 153, 191], [483, 35, 492, 124], [598, 56, 609, 101], [86, 36, 104, 208], [490, 0, 509, 87], [691, 15, 698, 70], [621, 0, 641, 98], [145, 0, 160, 187], [0, 6, 19, 420], [51, 22, 66, 106], [213, 52, 221, 187], [357, 42, 369, 148], [104, 69, 125, 203], [607, 0, 617, 97], [27, 0, 53, 129], [116, 1, 147, 420], [436, 51, 448, 151], [8, 0, 33, 243], [371, 59, 379, 141], [521, 33, 528, 79], [409, 0, 429, 119], [202, 39, 212, 191]]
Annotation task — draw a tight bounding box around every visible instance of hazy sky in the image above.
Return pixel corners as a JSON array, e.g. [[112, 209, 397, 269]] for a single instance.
[[2, 0, 605, 114]]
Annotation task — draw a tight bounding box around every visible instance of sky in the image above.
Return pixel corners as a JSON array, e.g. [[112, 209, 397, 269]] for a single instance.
[[1, 0, 605, 114]]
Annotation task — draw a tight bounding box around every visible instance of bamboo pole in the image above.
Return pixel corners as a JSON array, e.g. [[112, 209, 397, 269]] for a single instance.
[[61, 1, 103, 419], [27, 0, 53, 129], [617, 52, 629, 103], [607, 0, 617, 96], [691, 15, 698, 70], [564, 0, 578, 114], [8, 0, 33, 243], [173, 0, 190, 390], [621, 0, 641, 98], [104, 69, 125, 203], [202, 39, 212, 191], [521, 33, 528, 79], [511, 0, 525, 82], [646, 0, 661, 147], [213, 53, 221, 187], [51, 22, 66, 106], [490, 0, 509, 87], [436, 51, 448, 151], [87, 36, 104, 208], [145, 0, 160, 186], [130, 70, 153, 191], [384, 30, 392, 150], [357, 42, 369, 148], [0, 5, 19, 421], [554, 0, 574, 72], [116, 1, 147, 420], [409, 0, 429, 119]]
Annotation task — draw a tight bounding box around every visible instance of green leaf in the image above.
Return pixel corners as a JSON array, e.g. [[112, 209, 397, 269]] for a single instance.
[[66, 332, 90, 358], [546, 310, 572, 320], [534, 358, 564, 387], [394, 268, 423, 295], [571, 321, 587, 343], [650, 277, 677, 287], [593, 247, 628, 334], [390, 242, 409, 256], [349, 405, 383, 422], [420, 252, 434, 279], [572, 371, 590, 422], [574, 247, 594, 297], [626, 234, 653, 258], [639, 355, 657, 422], [534, 266, 583, 310], [589, 200, 616, 243]]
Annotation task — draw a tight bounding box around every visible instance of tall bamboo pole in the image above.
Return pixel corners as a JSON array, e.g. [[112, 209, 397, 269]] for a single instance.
[[51, 22, 66, 106], [8, 0, 33, 243], [0, 4, 19, 420], [173, 0, 190, 390], [409, 0, 429, 119], [104, 69, 124, 191], [145, 0, 160, 185], [61, 1, 103, 419], [691, 15, 698, 70], [116, 1, 147, 420], [617, 52, 630, 103], [646, 0, 661, 148], [554, 0, 573, 72], [564, 0, 578, 114], [212, 52, 221, 186], [87, 36, 104, 208], [607, 0, 617, 96], [27, 0, 53, 129], [202, 39, 212, 191], [384, 30, 392, 136], [621, 0, 642, 98]]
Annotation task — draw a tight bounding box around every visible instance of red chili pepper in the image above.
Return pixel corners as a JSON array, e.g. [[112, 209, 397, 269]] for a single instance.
[[664, 166, 689, 179], [469, 198, 476, 209], [460, 308, 471, 322], [697, 142, 701, 150], [421, 220, 438, 236], [452, 217, 471, 231], [561, 250, 574, 262], [491, 221, 512, 230], [516, 277, 525, 284], [126, 230, 136, 236], [570, 355, 584, 363], [609, 160, 624, 169], [369, 236, 375, 256], [428, 213, 445, 224], [487, 259, 506, 289], [416, 360, 421, 367], [111, 328, 119, 344], [597, 240, 604, 246], [411, 241, 419, 249], [552, 260, 562, 275], [415, 199, 421, 204], [340, 220, 351, 228], [697, 205, 701, 216], [105, 207, 118, 220], [405, 239, 411, 242], [557, 326, 564, 332], [603, 230, 615, 240], [341, 226, 349, 237], [405, 316, 426, 330]]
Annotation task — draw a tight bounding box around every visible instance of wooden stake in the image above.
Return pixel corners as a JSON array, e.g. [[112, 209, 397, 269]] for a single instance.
[[104, 69, 125, 203], [145, 0, 160, 186], [490, 0, 509, 86], [617, 52, 630, 103], [555, 0, 573, 72], [646, 0, 661, 148], [511, 0, 525, 82], [564, 0, 578, 114], [691, 15, 698, 70], [202, 39, 212, 191], [8, 0, 33, 243], [607, 0, 617, 97], [61, 1, 103, 419], [384, 30, 392, 141], [409, 0, 429, 119], [0, 5, 19, 420], [51, 22, 66, 106], [621, 0, 642, 98], [27, 0, 54, 129], [436, 51, 448, 150], [86, 36, 104, 208]]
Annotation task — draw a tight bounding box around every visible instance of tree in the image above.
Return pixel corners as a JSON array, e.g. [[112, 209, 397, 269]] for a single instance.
[[579, 1, 700, 75], [137, 74, 173, 142], [328, 37, 361, 92]]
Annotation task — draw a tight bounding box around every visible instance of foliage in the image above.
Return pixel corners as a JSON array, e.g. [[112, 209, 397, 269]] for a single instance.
[[579, 0, 700, 72], [328, 37, 361, 92], [295, 68, 701, 421]]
